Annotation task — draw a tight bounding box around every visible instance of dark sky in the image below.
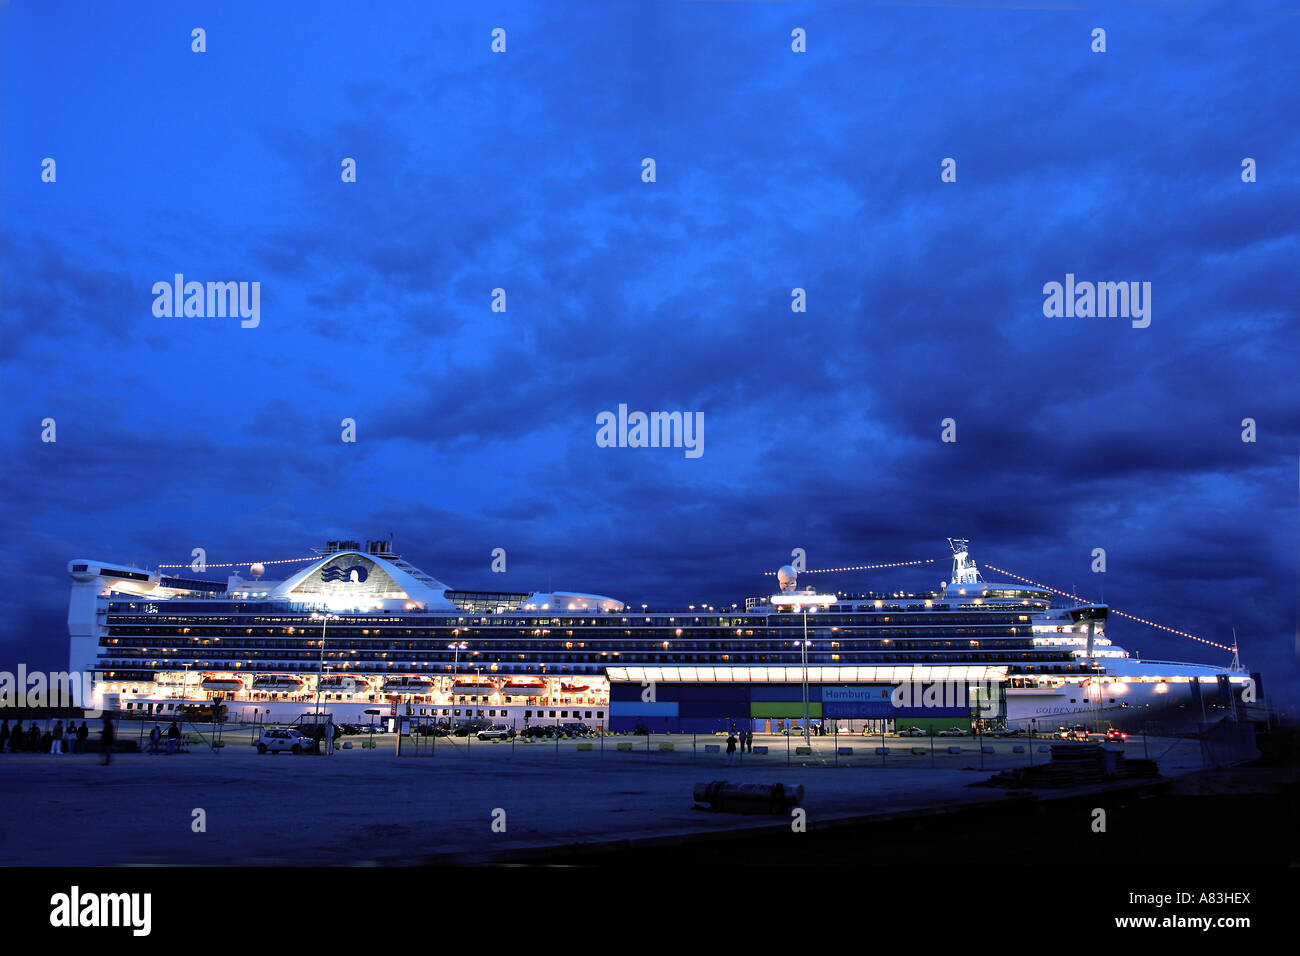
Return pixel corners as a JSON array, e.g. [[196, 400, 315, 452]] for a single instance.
[[4, 2, 1298, 703]]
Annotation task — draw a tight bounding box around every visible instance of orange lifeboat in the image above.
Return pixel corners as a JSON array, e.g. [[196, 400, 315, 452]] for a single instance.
[[200, 673, 247, 692], [502, 678, 547, 697], [452, 677, 497, 695]]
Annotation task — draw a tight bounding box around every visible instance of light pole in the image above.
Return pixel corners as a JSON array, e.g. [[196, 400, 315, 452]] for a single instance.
[[801, 607, 813, 746], [311, 612, 340, 744], [448, 639, 467, 723]]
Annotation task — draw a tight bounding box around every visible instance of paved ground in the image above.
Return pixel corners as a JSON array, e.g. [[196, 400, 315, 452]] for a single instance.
[[0, 731, 1209, 866]]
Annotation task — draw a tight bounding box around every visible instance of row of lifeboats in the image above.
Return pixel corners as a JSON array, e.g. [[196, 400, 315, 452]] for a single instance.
[[198, 672, 589, 696]]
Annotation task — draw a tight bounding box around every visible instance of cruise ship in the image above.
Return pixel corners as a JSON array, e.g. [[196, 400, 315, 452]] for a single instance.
[[67, 538, 1261, 734]]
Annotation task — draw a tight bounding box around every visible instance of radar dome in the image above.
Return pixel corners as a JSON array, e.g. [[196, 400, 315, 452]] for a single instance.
[[776, 565, 798, 591], [249, 563, 266, 579]]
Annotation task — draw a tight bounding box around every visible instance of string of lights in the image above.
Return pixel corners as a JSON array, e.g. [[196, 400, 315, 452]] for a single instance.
[[763, 558, 936, 575], [982, 563, 1233, 652], [157, 556, 318, 570]]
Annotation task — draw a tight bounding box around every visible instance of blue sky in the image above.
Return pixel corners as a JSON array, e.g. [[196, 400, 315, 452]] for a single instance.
[[3, 2, 1298, 701]]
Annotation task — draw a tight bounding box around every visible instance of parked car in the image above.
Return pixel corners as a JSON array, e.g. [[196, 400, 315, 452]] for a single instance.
[[476, 724, 515, 741], [255, 728, 312, 754], [452, 720, 492, 737], [897, 726, 926, 737], [937, 727, 967, 737], [520, 725, 553, 739], [1105, 728, 1129, 743], [559, 722, 592, 737]]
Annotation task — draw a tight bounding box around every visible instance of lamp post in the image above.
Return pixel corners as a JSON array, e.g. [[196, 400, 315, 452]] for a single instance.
[[448, 639, 467, 724], [801, 607, 814, 746], [311, 612, 340, 744]]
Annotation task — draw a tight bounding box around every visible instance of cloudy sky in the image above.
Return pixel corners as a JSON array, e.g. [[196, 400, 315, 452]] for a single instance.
[[4, 2, 1298, 701]]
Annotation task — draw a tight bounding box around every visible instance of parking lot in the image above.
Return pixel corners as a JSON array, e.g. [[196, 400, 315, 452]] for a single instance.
[[0, 724, 1213, 866]]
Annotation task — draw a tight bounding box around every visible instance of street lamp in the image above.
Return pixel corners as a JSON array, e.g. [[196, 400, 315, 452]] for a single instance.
[[801, 607, 815, 745], [311, 612, 340, 744], [448, 640, 468, 696]]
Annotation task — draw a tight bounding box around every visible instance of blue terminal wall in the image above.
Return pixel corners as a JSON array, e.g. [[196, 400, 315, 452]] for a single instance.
[[608, 681, 971, 733]]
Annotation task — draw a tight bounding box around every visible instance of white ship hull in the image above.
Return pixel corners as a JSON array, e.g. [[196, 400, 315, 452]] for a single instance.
[[1005, 682, 1242, 734]]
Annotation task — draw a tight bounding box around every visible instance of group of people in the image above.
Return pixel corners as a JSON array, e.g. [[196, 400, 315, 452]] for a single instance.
[[0, 717, 119, 764], [147, 722, 184, 753], [0, 718, 93, 754], [724, 727, 755, 765]]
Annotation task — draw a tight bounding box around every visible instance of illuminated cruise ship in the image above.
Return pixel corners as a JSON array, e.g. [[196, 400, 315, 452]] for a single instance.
[[67, 538, 1260, 733]]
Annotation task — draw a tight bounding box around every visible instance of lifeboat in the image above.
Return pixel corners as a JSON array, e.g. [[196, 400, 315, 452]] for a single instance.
[[502, 678, 547, 697], [559, 681, 589, 693], [452, 677, 496, 695], [383, 675, 436, 695], [319, 673, 370, 693], [200, 673, 247, 692], [252, 673, 305, 692]]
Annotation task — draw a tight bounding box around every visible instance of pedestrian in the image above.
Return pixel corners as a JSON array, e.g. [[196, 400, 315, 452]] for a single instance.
[[746, 729, 754, 752], [149, 724, 162, 754], [101, 716, 116, 765], [51, 720, 65, 755], [0, 719, 8, 753], [725, 731, 737, 767], [76, 721, 89, 754], [166, 720, 181, 740]]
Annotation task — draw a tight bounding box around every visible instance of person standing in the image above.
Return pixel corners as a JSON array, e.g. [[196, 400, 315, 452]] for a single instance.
[[101, 716, 116, 765], [725, 731, 737, 767], [0, 719, 9, 753], [76, 721, 89, 754], [50, 720, 64, 755]]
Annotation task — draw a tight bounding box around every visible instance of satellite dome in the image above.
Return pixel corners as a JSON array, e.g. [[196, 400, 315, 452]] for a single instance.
[[249, 563, 266, 579], [776, 565, 798, 592]]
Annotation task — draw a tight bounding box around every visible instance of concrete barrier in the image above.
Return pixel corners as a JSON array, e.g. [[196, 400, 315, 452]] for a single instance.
[[1038, 745, 1050, 753], [753, 745, 769, 755], [795, 746, 812, 755], [577, 742, 593, 751], [839, 747, 855, 756], [911, 747, 928, 755], [617, 742, 633, 752], [693, 781, 805, 815], [981, 746, 994, 754], [704, 744, 720, 753], [874, 747, 888, 755], [947, 746, 962, 754], [658, 743, 674, 752], [1012, 745, 1026, 753]]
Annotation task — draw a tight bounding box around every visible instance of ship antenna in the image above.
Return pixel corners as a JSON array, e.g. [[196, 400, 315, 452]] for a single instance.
[[1230, 628, 1243, 672]]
